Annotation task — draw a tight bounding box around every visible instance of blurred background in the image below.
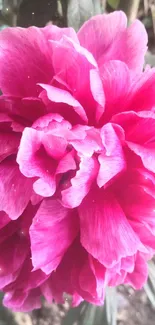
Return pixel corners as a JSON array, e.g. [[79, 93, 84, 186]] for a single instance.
[[0, 1, 155, 324]]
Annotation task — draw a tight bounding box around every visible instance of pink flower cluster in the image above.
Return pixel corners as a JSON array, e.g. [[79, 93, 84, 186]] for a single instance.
[[0, 11, 154, 311]]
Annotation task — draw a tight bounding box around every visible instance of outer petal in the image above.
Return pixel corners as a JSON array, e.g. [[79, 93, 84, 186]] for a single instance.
[[78, 12, 147, 72], [0, 160, 33, 220], [124, 253, 148, 289], [3, 288, 41, 312], [0, 25, 78, 97], [0, 233, 29, 289], [30, 199, 79, 274], [99, 60, 131, 122], [79, 187, 146, 268], [0, 27, 53, 96]]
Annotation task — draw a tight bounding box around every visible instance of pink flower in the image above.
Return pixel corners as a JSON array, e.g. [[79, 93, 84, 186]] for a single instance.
[[0, 11, 154, 311]]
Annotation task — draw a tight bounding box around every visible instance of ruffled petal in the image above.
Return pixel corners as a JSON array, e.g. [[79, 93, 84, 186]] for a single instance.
[[30, 199, 79, 273], [0, 160, 33, 219], [79, 187, 146, 268]]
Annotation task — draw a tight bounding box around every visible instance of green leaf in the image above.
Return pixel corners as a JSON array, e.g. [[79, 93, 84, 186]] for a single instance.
[[67, 0, 102, 31], [62, 288, 117, 325], [144, 260, 155, 308], [107, 0, 120, 9]]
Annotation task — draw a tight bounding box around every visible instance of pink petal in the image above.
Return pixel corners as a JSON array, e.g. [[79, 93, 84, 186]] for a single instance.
[[112, 110, 155, 144], [99, 60, 131, 121], [3, 288, 41, 312], [17, 128, 56, 197], [0, 132, 20, 162], [90, 69, 105, 121], [51, 37, 98, 124], [30, 199, 79, 274], [0, 27, 54, 96], [39, 84, 88, 123], [61, 156, 99, 208], [69, 127, 102, 157], [126, 68, 155, 111], [56, 151, 76, 174], [0, 160, 33, 219], [0, 233, 28, 289], [78, 12, 147, 73], [127, 141, 155, 173], [79, 188, 146, 268], [130, 220, 155, 252], [124, 253, 148, 289], [97, 123, 126, 187]]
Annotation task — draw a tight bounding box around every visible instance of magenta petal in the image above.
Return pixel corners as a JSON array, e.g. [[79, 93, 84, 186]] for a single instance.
[[97, 123, 126, 187], [0, 132, 20, 162], [127, 141, 155, 173], [30, 199, 79, 274], [61, 156, 99, 208], [78, 12, 127, 63], [51, 36, 98, 123], [100, 60, 131, 120], [78, 12, 147, 73], [3, 288, 41, 312], [79, 188, 146, 268], [39, 84, 88, 123], [0, 160, 33, 219], [0, 27, 54, 96], [124, 253, 148, 289]]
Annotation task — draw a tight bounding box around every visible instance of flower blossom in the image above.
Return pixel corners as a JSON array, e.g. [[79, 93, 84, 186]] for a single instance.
[[0, 11, 154, 311]]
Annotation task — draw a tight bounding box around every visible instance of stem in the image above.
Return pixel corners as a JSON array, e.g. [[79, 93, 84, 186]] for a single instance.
[[118, 0, 140, 24]]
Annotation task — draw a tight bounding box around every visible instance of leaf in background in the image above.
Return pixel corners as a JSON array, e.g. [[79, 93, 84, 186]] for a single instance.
[[67, 0, 102, 31], [107, 0, 120, 9], [144, 260, 155, 308], [62, 288, 117, 325]]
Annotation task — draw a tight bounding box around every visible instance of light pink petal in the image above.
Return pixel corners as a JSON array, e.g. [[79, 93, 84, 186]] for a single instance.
[[97, 123, 126, 187], [99, 60, 131, 121], [30, 199, 79, 274], [43, 24, 79, 43], [90, 69, 105, 121], [61, 156, 99, 208], [42, 133, 67, 160], [79, 188, 146, 268], [17, 128, 56, 197], [70, 127, 102, 157], [124, 253, 148, 289], [39, 83, 88, 123], [33, 113, 64, 129], [0, 160, 33, 219], [78, 12, 147, 73]]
